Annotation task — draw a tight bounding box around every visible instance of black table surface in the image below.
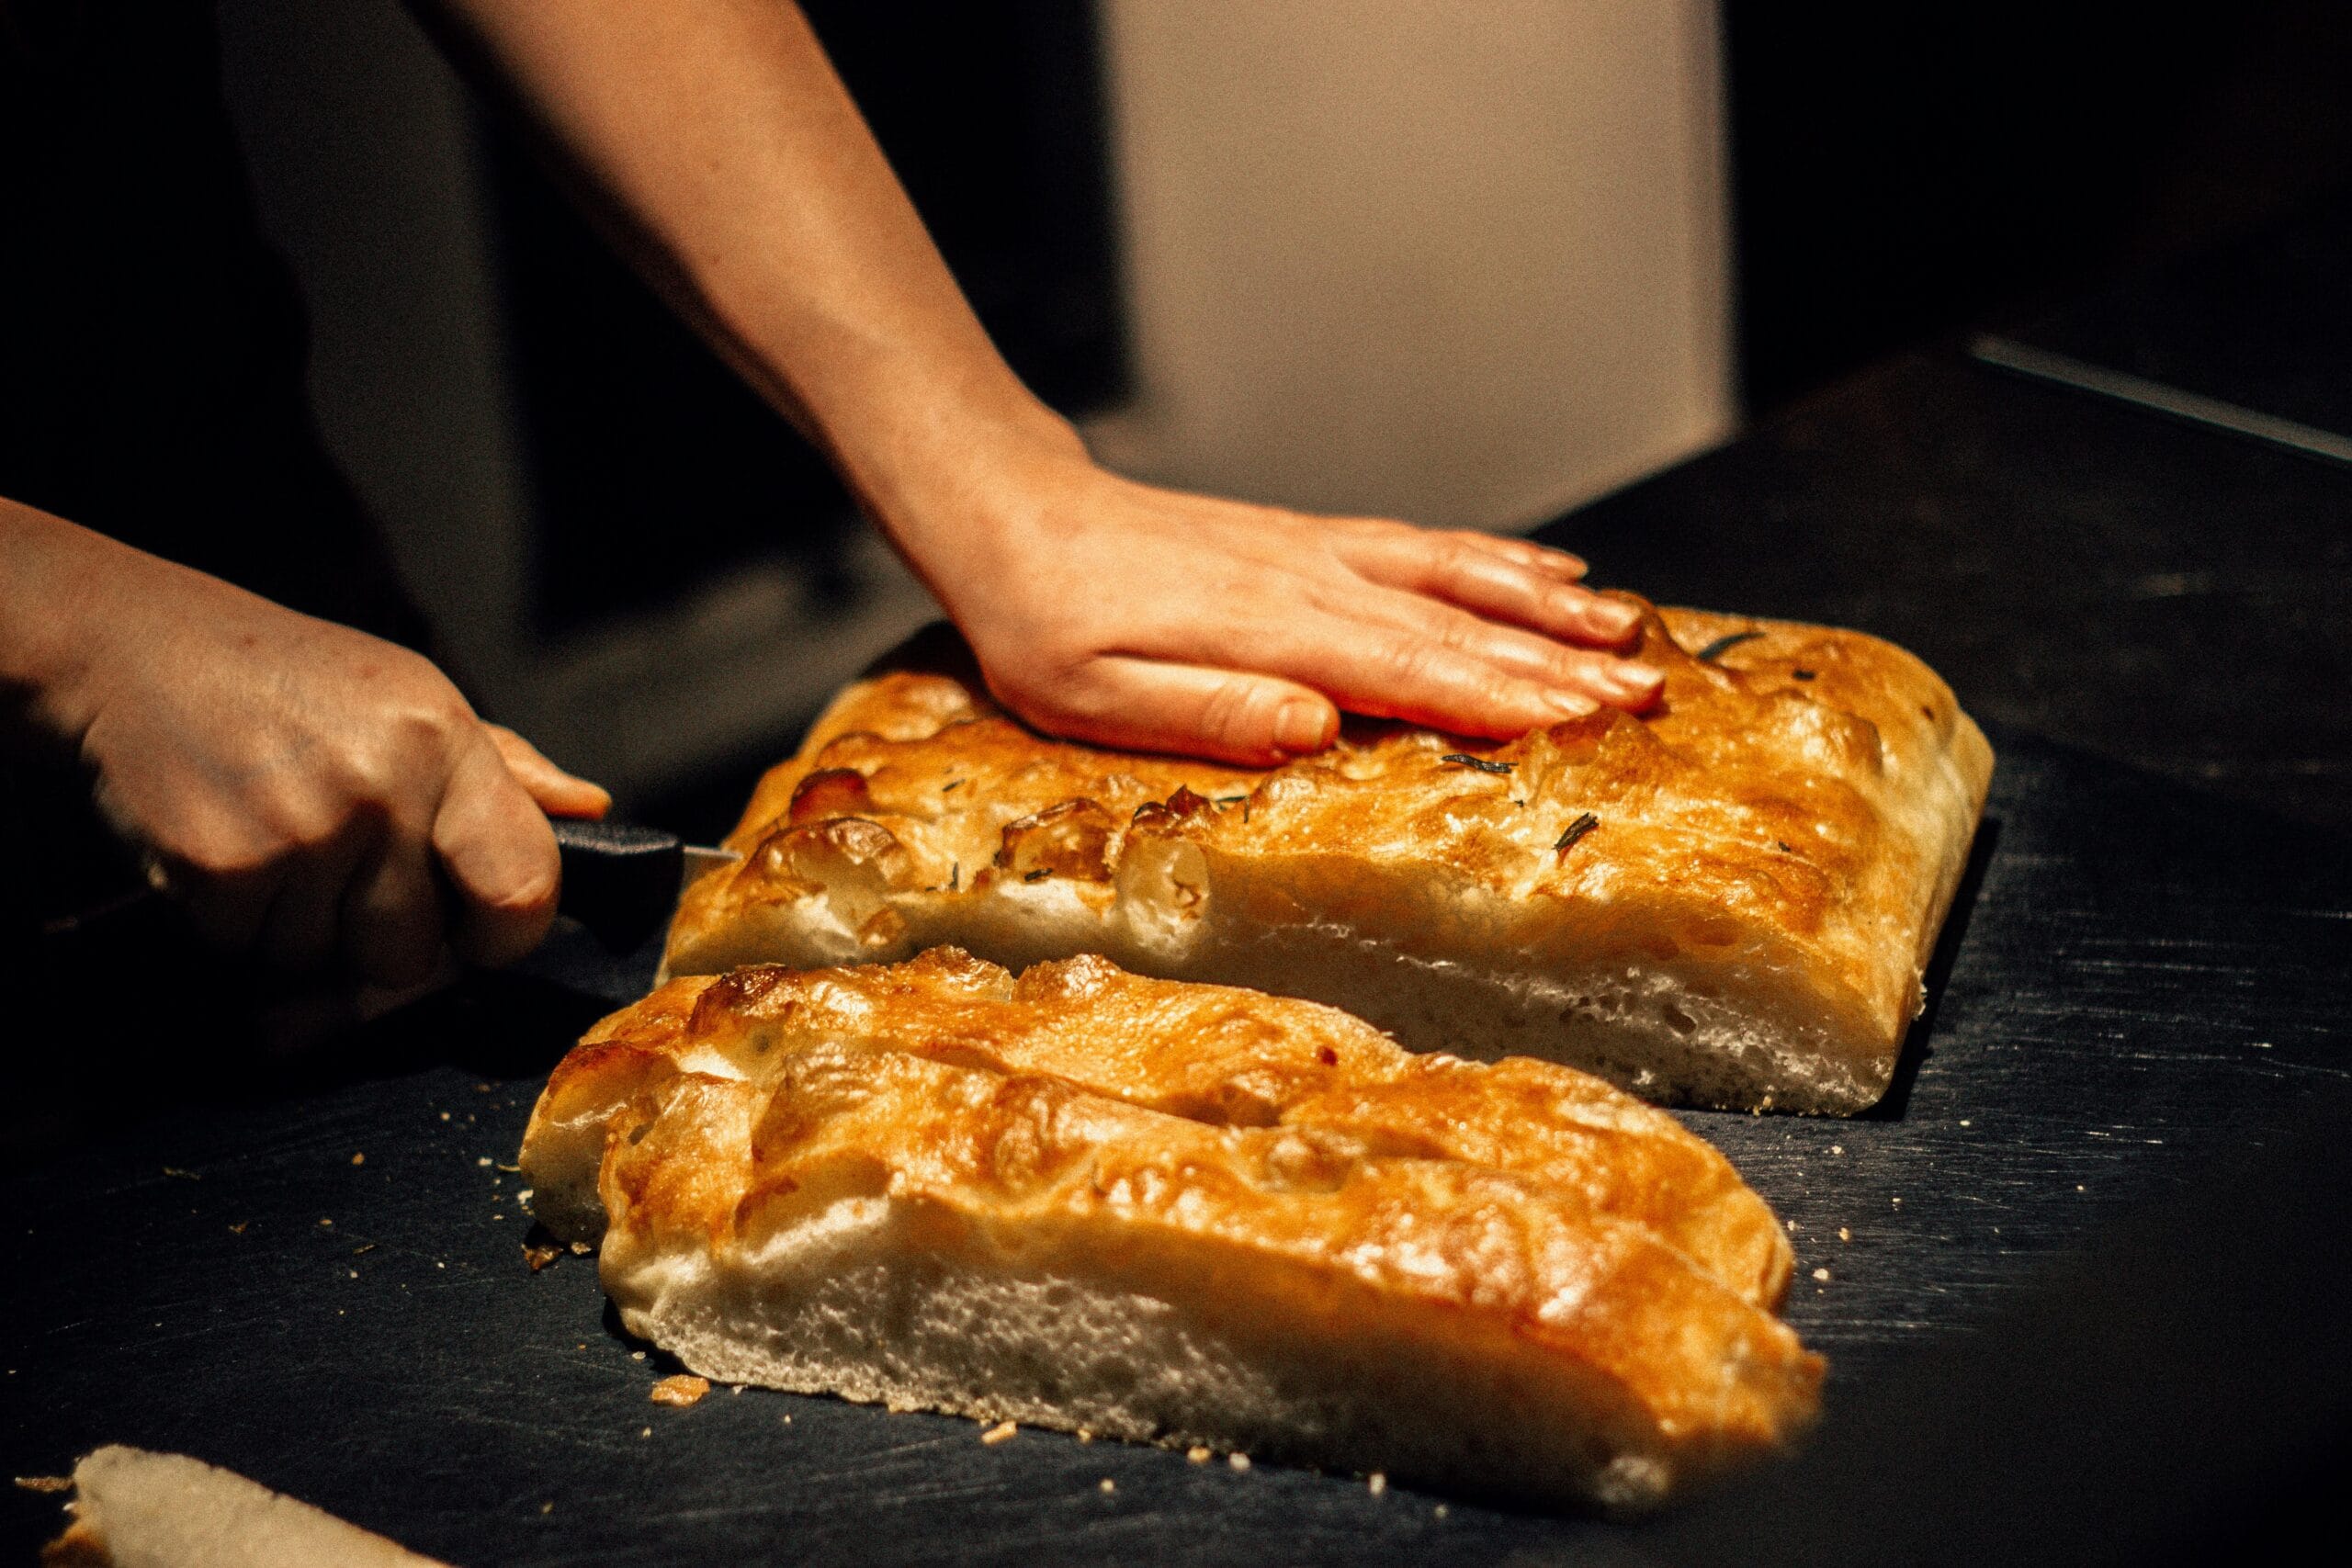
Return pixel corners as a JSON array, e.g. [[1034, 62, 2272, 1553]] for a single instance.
[[6, 345, 2350, 1562]]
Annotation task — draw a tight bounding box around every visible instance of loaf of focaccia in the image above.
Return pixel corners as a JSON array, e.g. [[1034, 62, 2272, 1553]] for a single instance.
[[663, 603, 1992, 1113], [521, 948, 1822, 1510]]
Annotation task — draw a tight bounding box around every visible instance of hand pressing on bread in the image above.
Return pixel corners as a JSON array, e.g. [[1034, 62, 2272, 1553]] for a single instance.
[[0, 499, 608, 985], [876, 434, 1660, 765], [435, 0, 1662, 767]]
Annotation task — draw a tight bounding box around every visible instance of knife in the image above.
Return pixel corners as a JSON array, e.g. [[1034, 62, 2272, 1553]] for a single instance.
[[549, 817, 740, 953], [33, 817, 734, 963]]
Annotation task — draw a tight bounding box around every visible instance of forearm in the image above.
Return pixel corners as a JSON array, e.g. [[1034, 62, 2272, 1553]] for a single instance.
[[419, 0, 1079, 557], [0, 496, 129, 751]]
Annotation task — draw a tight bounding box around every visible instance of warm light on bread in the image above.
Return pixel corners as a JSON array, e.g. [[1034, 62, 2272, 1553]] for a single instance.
[[40, 1446, 449, 1567], [664, 602, 1992, 1113], [521, 948, 1823, 1509]]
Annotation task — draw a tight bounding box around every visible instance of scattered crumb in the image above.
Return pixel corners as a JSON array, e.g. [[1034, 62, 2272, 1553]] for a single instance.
[[523, 1240, 562, 1271], [319, 1217, 334, 1227], [569, 1240, 592, 1256], [1076, 1428, 1094, 1444], [439, 1111, 451, 1122], [435, 1261, 446, 1269], [1368, 1472, 1388, 1496], [980, 1421, 1018, 1446], [578, 1344, 588, 1351], [1784, 1219, 1796, 1232], [347, 1269, 359, 1280], [477, 1157, 492, 1168], [650, 1375, 710, 1407], [783, 1415, 792, 1425], [1959, 1119, 1972, 1128], [1838, 1227, 1851, 1242], [732, 1385, 745, 1395], [1099, 1479, 1115, 1494], [353, 1243, 377, 1255], [516, 1189, 533, 1204], [351, 1153, 366, 1166], [1433, 1505, 1450, 1519], [492, 1214, 504, 1223], [1187, 1446, 1212, 1464], [630, 1351, 647, 1362], [1891, 1196, 1902, 1206], [497, 1163, 523, 1174], [1812, 1267, 1831, 1282], [1228, 1452, 1250, 1472], [163, 1167, 199, 1181], [1830, 1145, 1845, 1156], [639, 1427, 651, 1438], [2076, 1184, 2086, 1192], [229, 1223, 248, 1235], [540, 1501, 554, 1516], [476, 1083, 492, 1092], [14, 1475, 70, 1494]]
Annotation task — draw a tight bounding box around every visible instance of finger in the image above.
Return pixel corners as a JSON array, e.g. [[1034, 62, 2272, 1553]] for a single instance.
[[340, 837, 446, 987], [1443, 529, 1590, 582], [255, 816, 379, 973], [1342, 585, 1663, 710], [430, 732, 561, 968], [1117, 607, 1624, 740], [1336, 530, 1639, 646], [484, 725, 610, 819], [1009, 656, 1339, 766]]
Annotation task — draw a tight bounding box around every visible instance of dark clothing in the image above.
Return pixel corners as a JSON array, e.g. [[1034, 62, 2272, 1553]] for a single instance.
[[2, 1, 432, 931], [0, 0, 429, 647]]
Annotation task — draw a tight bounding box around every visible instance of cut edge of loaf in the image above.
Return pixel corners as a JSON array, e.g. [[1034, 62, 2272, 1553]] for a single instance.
[[596, 1143, 1817, 1515]]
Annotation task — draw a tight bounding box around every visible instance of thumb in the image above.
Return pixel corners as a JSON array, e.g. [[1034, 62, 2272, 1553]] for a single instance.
[[484, 724, 611, 819], [1005, 655, 1338, 766]]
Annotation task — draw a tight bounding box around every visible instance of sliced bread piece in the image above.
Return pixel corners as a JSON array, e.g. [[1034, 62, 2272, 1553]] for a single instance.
[[662, 603, 1991, 1113], [521, 948, 1823, 1509]]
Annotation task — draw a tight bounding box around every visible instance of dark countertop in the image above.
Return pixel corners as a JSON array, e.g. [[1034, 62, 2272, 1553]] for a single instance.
[[1562, 350, 2352, 841], [6, 255, 2350, 1562]]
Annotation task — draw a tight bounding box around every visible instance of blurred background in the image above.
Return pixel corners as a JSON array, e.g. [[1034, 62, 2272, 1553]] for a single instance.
[[209, 0, 2350, 829]]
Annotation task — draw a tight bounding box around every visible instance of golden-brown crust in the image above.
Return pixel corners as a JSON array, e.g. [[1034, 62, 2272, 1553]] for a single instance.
[[533, 948, 1796, 1305], [522, 951, 1821, 1497], [664, 602, 1991, 1111]]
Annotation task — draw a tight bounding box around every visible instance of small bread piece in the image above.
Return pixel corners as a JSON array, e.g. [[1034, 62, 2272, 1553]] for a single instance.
[[521, 949, 1823, 1509], [664, 603, 1992, 1113], [41, 1446, 450, 1567]]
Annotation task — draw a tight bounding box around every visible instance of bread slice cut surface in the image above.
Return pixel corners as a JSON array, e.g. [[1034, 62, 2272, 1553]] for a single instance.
[[521, 948, 1823, 1509], [663, 603, 1991, 1113]]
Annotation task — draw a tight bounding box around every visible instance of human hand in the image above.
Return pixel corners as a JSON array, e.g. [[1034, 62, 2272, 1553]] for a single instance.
[[21, 524, 607, 984], [891, 441, 1663, 766]]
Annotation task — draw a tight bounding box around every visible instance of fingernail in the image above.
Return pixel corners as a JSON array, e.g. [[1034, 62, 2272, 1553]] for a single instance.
[[1541, 690, 1599, 719], [1273, 699, 1333, 754], [1592, 601, 1641, 636], [1609, 662, 1666, 695]]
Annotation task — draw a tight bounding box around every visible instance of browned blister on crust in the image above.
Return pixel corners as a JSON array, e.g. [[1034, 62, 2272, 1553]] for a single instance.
[[522, 950, 1822, 1510], [664, 602, 1993, 1114]]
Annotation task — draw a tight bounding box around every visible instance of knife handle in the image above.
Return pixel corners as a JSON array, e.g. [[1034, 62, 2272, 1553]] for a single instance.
[[551, 817, 684, 953]]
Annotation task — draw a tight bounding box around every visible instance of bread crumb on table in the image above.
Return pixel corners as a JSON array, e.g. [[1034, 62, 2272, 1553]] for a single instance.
[[980, 1421, 1018, 1446], [1099, 1478, 1115, 1494], [1812, 1267, 1832, 1282], [1186, 1446, 1212, 1464], [1228, 1452, 1250, 1472], [650, 1374, 710, 1407], [13, 1475, 70, 1494], [1838, 1227, 1851, 1242], [1368, 1472, 1388, 1496]]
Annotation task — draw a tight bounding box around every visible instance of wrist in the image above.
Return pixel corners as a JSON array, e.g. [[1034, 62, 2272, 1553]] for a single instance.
[[820, 370, 1093, 563]]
